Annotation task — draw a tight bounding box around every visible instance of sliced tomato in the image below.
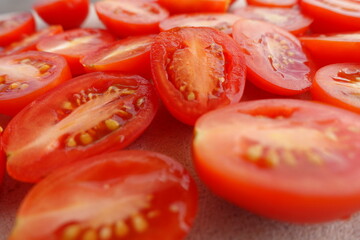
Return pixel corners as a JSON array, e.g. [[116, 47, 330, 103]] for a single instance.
[[311, 63, 360, 113], [2, 25, 63, 56], [3, 72, 158, 182], [159, 13, 241, 35], [0, 51, 72, 116], [151, 27, 246, 125], [158, 0, 231, 13], [95, 0, 169, 37], [0, 12, 36, 47], [232, 19, 312, 96], [232, 6, 313, 36], [0, 126, 4, 185], [300, 0, 360, 33], [33, 0, 89, 29], [36, 28, 116, 75], [300, 32, 360, 66], [246, 0, 298, 8], [81, 35, 155, 76], [194, 99, 360, 223], [8, 150, 198, 240]]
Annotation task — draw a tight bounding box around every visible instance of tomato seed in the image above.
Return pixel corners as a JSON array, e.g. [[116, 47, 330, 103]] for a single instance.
[[131, 214, 148, 233], [61, 224, 81, 240], [79, 133, 93, 145], [99, 226, 112, 240], [114, 221, 129, 237], [82, 229, 97, 240], [105, 119, 120, 131]]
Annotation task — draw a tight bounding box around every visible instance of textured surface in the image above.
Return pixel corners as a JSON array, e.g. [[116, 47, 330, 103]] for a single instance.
[[1, 1, 360, 240]]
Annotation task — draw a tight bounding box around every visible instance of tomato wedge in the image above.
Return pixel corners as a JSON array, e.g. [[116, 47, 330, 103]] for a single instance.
[[157, 0, 231, 13], [232, 6, 313, 36], [8, 150, 198, 240], [0, 12, 36, 47], [194, 99, 360, 223], [37, 28, 115, 75], [81, 35, 155, 76], [95, 0, 169, 37], [2, 25, 63, 56], [232, 19, 312, 96], [33, 0, 89, 29], [247, 0, 297, 8], [300, 0, 360, 32], [151, 27, 246, 125], [0, 51, 72, 116], [300, 32, 360, 66], [3, 72, 158, 182], [159, 13, 241, 35], [312, 63, 360, 113]]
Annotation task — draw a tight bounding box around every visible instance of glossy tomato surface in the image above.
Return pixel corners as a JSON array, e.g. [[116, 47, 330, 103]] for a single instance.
[[33, 0, 89, 29], [158, 0, 231, 13], [0, 51, 72, 116], [232, 19, 312, 96], [247, 0, 297, 8], [0, 12, 35, 47], [159, 13, 241, 35], [300, 0, 360, 32], [3, 72, 158, 182], [312, 63, 360, 113], [81, 34, 155, 76], [95, 0, 169, 37], [194, 99, 360, 223], [300, 32, 360, 66], [9, 150, 198, 240], [151, 27, 246, 125], [37, 28, 115, 75], [232, 6, 313, 36]]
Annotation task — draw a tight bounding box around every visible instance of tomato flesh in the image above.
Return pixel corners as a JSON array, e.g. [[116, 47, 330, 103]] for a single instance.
[[157, 0, 231, 14], [247, 0, 297, 8], [9, 150, 198, 240], [151, 27, 246, 125], [0, 51, 72, 116], [232, 19, 312, 95], [3, 72, 158, 182], [194, 99, 360, 223]]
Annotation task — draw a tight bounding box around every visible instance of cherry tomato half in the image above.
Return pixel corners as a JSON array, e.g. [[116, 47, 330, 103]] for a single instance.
[[0, 12, 35, 47], [194, 99, 360, 223], [151, 27, 246, 125], [33, 0, 90, 29], [37, 28, 116, 75], [312, 63, 360, 114], [3, 72, 158, 182], [300, 0, 360, 33], [95, 0, 169, 37], [0, 51, 72, 116], [8, 150, 198, 240], [232, 19, 312, 96]]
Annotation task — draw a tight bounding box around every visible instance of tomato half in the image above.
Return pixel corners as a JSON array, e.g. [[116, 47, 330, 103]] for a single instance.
[[8, 150, 198, 240], [81, 34, 155, 76], [3, 72, 158, 182], [37, 28, 116, 75], [159, 13, 241, 35], [2, 25, 63, 56], [95, 0, 169, 37], [0, 12, 36, 47], [33, 0, 89, 29], [194, 99, 360, 223], [300, 0, 360, 32], [311, 63, 360, 113], [232, 19, 312, 96], [0, 51, 72, 116], [158, 0, 231, 13], [232, 6, 313, 36], [151, 27, 246, 125], [247, 0, 297, 8], [300, 32, 360, 66]]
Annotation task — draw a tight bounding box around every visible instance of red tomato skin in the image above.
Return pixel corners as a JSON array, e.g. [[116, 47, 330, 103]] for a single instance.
[[158, 0, 231, 14], [3, 72, 159, 182], [151, 27, 246, 125], [247, 0, 298, 8], [300, 0, 360, 33], [95, 0, 169, 38], [193, 99, 360, 223], [0, 12, 36, 47], [34, 0, 89, 29], [0, 51, 72, 116], [8, 150, 198, 240]]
